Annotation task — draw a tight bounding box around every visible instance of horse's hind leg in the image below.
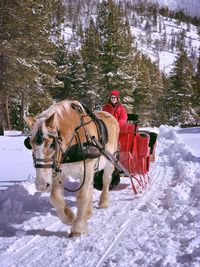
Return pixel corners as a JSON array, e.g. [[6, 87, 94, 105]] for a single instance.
[[50, 178, 75, 226], [98, 162, 114, 208]]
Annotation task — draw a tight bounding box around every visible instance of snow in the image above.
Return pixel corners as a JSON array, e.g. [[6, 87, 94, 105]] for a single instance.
[[131, 15, 200, 75], [61, 1, 200, 76], [149, 0, 200, 18], [0, 125, 200, 266], [0, 132, 35, 183]]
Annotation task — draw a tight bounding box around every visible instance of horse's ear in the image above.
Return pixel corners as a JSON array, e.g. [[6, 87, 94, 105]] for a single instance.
[[24, 116, 36, 129], [45, 113, 56, 131]]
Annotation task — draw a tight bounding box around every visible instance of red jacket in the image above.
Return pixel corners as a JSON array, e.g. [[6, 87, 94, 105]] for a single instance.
[[102, 103, 128, 127]]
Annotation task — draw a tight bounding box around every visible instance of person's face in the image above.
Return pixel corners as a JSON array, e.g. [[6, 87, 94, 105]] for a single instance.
[[110, 95, 118, 104]]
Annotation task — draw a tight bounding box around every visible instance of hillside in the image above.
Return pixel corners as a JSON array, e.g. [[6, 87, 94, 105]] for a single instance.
[[1, 0, 199, 131], [130, 11, 200, 75], [62, 0, 200, 75], [149, 0, 200, 18]]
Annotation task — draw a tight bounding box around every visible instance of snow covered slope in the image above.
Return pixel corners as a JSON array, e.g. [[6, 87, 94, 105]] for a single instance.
[[131, 14, 200, 75], [61, 1, 200, 76], [149, 0, 200, 18]]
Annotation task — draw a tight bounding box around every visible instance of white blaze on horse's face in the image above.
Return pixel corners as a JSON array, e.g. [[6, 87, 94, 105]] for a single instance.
[[32, 131, 55, 192], [24, 114, 57, 193]]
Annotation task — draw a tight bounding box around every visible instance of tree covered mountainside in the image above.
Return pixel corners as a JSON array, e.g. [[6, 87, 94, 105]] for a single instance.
[[0, 0, 200, 133], [149, 0, 200, 18]]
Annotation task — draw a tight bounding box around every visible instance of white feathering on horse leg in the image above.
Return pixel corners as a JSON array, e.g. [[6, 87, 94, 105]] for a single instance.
[[98, 163, 114, 208], [98, 188, 109, 208], [86, 184, 93, 219], [50, 182, 75, 226], [70, 174, 93, 236], [69, 219, 88, 238]]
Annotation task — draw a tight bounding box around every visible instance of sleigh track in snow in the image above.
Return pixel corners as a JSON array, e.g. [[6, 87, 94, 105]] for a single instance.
[[0, 153, 174, 267]]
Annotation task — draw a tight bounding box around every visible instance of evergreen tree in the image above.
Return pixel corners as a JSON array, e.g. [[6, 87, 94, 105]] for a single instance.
[[165, 45, 195, 125], [148, 60, 165, 125], [56, 50, 87, 102], [131, 55, 151, 125], [0, 0, 64, 130], [131, 55, 164, 126], [81, 18, 102, 108], [158, 74, 171, 125], [193, 56, 200, 118], [96, 0, 137, 104]]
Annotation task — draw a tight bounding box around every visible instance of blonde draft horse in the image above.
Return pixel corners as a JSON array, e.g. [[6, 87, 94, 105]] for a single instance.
[[24, 100, 120, 237]]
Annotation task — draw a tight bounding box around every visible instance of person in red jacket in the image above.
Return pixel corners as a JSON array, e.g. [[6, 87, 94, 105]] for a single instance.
[[102, 90, 127, 127]]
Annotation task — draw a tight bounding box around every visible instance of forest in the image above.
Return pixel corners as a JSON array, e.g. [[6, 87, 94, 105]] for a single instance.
[[0, 0, 200, 134]]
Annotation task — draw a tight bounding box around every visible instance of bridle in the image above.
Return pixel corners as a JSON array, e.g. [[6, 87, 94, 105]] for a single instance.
[[27, 111, 94, 192], [32, 129, 63, 174], [24, 103, 108, 192]]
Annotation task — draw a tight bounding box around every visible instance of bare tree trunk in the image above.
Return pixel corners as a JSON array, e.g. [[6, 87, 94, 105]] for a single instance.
[[5, 93, 11, 129], [20, 93, 25, 131], [0, 94, 5, 135], [0, 54, 6, 135]]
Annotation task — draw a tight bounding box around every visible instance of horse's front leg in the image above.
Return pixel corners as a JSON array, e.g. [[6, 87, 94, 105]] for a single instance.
[[99, 162, 114, 208], [50, 177, 75, 226], [70, 165, 93, 237]]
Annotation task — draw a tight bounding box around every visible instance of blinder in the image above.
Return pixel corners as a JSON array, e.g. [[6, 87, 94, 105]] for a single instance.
[[23, 128, 60, 171], [24, 136, 32, 150], [24, 128, 45, 150], [35, 128, 44, 146]]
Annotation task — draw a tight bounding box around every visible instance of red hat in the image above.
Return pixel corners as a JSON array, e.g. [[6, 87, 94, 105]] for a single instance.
[[109, 90, 120, 97]]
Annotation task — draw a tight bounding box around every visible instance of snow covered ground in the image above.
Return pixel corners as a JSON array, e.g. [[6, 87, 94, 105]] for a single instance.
[[0, 125, 200, 267]]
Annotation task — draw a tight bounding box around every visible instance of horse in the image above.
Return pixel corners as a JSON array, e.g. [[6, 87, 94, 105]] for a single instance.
[[24, 100, 120, 237]]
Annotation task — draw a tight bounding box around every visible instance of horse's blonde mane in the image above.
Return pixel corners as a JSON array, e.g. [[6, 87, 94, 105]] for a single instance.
[[33, 100, 85, 136], [37, 100, 69, 121], [37, 100, 85, 121]]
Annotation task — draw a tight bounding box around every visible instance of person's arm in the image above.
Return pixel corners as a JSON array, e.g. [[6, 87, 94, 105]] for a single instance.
[[118, 105, 128, 127], [102, 104, 106, 111]]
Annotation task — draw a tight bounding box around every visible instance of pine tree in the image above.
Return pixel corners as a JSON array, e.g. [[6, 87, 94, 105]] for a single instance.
[[129, 53, 165, 126], [158, 74, 171, 125], [56, 50, 87, 102], [148, 60, 165, 125], [96, 0, 137, 104], [0, 0, 64, 130], [165, 44, 195, 125], [193, 56, 200, 118], [81, 18, 102, 109]]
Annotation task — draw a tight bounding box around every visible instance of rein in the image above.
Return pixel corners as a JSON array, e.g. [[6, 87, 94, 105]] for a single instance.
[[57, 107, 106, 192], [58, 129, 87, 192], [58, 115, 90, 192]]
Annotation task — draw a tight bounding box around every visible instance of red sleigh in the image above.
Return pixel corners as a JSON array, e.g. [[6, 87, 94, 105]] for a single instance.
[[94, 114, 157, 194]]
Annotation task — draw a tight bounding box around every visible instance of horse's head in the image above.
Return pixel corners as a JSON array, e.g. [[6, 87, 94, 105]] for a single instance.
[[24, 113, 59, 192]]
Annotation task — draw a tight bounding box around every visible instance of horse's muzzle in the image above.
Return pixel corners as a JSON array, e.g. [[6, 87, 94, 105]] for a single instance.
[[35, 181, 51, 192]]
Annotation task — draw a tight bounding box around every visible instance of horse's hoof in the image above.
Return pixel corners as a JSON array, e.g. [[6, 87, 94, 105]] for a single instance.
[[98, 202, 109, 209], [68, 232, 82, 238], [87, 211, 93, 219]]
